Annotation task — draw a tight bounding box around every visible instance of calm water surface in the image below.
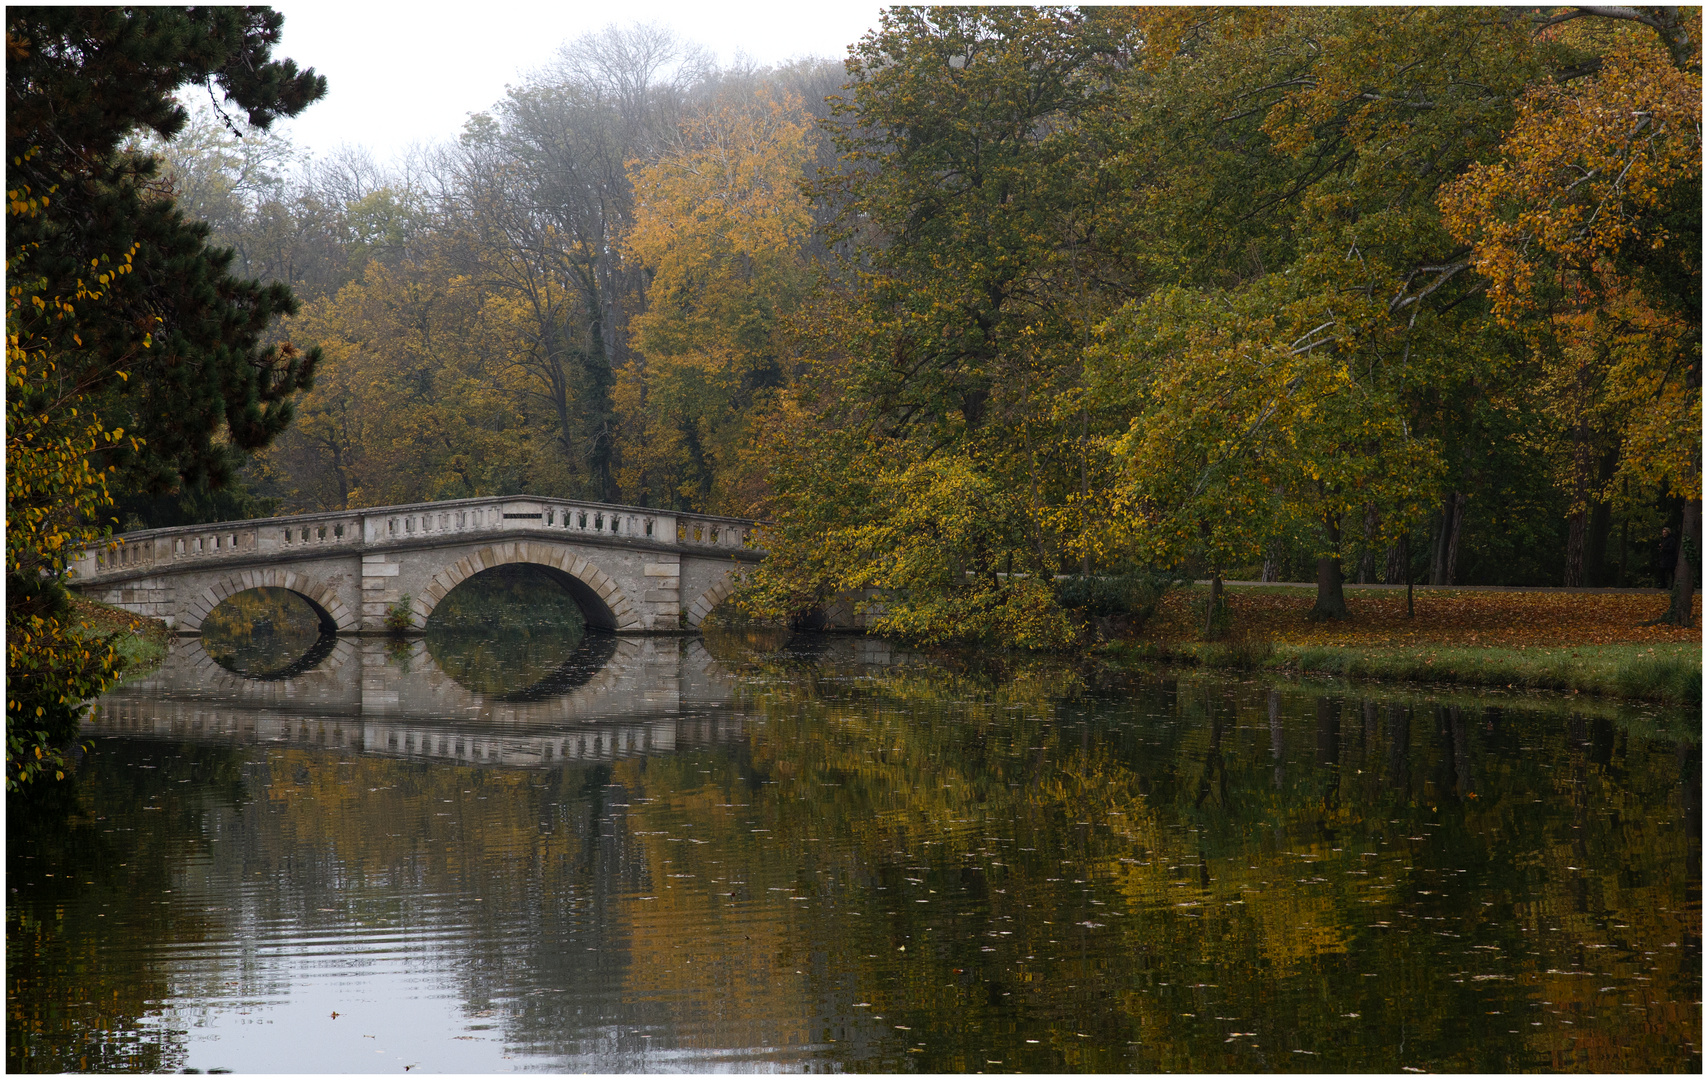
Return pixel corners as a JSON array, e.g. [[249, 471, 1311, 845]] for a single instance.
[[7, 609, 1700, 1072]]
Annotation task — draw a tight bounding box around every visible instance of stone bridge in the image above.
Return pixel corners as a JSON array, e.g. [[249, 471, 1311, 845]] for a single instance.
[[70, 495, 764, 634]]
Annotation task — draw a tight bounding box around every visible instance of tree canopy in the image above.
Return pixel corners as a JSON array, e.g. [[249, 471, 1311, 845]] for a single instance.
[[7, 6, 326, 517], [6, 6, 325, 786], [19, 6, 1697, 683]]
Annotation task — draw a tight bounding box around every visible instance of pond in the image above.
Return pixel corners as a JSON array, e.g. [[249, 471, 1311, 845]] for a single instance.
[[7, 577, 1701, 1073]]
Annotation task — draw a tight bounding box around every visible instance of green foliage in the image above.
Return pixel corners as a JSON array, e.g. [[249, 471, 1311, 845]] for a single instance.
[[739, 449, 1078, 648], [6, 235, 127, 787], [385, 595, 414, 635], [1198, 634, 1276, 672], [1053, 572, 1168, 620], [427, 565, 586, 634], [740, 6, 1700, 642], [730, 9, 1146, 646], [820, 7, 1130, 440], [6, 7, 323, 791]]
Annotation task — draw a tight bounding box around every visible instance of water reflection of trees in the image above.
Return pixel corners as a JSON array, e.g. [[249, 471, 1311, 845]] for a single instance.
[[424, 563, 610, 699], [201, 587, 329, 678], [9, 653, 1699, 1072], [658, 657, 1700, 1072], [425, 628, 618, 700], [7, 743, 258, 1072]]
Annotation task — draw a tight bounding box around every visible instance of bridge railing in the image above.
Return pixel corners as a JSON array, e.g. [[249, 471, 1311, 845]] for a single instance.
[[71, 495, 764, 582]]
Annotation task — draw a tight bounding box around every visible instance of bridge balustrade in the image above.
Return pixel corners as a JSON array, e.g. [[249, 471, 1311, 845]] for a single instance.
[[73, 495, 764, 583]]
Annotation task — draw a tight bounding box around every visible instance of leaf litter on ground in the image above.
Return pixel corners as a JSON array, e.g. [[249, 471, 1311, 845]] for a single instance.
[[1146, 588, 1700, 649]]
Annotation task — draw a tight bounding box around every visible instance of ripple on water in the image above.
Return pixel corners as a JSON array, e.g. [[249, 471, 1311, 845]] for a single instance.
[[9, 633, 1700, 1073]]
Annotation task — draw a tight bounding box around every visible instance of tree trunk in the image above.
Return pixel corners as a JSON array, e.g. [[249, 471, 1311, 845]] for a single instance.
[[1562, 425, 1608, 587], [582, 314, 617, 502], [1583, 447, 1618, 585], [1204, 572, 1223, 639], [1430, 493, 1466, 586], [1311, 516, 1348, 619], [1618, 517, 1629, 588], [1563, 508, 1587, 587], [1663, 499, 1699, 626], [1404, 534, 1414, 617], [1385, 541, 1406, 586], [1585, 499, 1613, 587], [1442, 493, 1465, 585], [1428, 497, 1467, 586], [1261, 539, 1280, 583], [1358, 502, 1377, 584]]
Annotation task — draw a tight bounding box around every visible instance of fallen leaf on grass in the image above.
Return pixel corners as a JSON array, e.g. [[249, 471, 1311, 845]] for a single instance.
[[1145, 590, 1700, 649]]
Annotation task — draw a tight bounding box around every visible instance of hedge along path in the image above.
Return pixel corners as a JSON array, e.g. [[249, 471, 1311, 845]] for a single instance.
[[1147, 587, 1702, 648]]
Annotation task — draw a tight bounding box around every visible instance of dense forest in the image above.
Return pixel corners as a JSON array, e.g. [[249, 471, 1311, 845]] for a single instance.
[[142, 9, 1700, 636], [6, 7, 1702, 783]]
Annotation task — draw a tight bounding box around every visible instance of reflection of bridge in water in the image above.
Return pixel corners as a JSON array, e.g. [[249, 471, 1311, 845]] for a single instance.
[[89, 635, 745, 770]]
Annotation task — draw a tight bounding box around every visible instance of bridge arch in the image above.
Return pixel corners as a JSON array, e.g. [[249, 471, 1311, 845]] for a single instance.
[[413, 541, 641, 632], [180, 569, 358, 635], [685, 570, 743, 629]]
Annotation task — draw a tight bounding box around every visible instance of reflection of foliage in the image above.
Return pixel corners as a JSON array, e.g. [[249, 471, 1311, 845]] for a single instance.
[[7, 742, 253, 1071], [424, 628, 621, 701], [385, 635, 414, 673], [10, 646, 1698, 1072], [200, 587, 323, 678], [626, 650, 1700, 1071]]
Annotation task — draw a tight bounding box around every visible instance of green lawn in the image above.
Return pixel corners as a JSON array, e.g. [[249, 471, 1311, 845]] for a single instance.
[[1147, 639, 1702, 705], [67, 595, 172, 683]]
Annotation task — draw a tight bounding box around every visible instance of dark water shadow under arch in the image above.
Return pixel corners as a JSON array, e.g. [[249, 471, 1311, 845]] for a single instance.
[[225, 630, 341, 681], [429, 630, 623, 703], [422, 563, 621, 700]]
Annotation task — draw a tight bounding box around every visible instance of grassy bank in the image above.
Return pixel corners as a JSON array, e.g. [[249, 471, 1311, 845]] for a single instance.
[[1099, 584, 1702, 705], [68, 595, 172, 682], [1188, 640, 1699, 705]]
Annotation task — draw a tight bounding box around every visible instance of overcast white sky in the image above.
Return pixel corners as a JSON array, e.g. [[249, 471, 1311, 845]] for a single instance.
[[267, 1, 886, 163]]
